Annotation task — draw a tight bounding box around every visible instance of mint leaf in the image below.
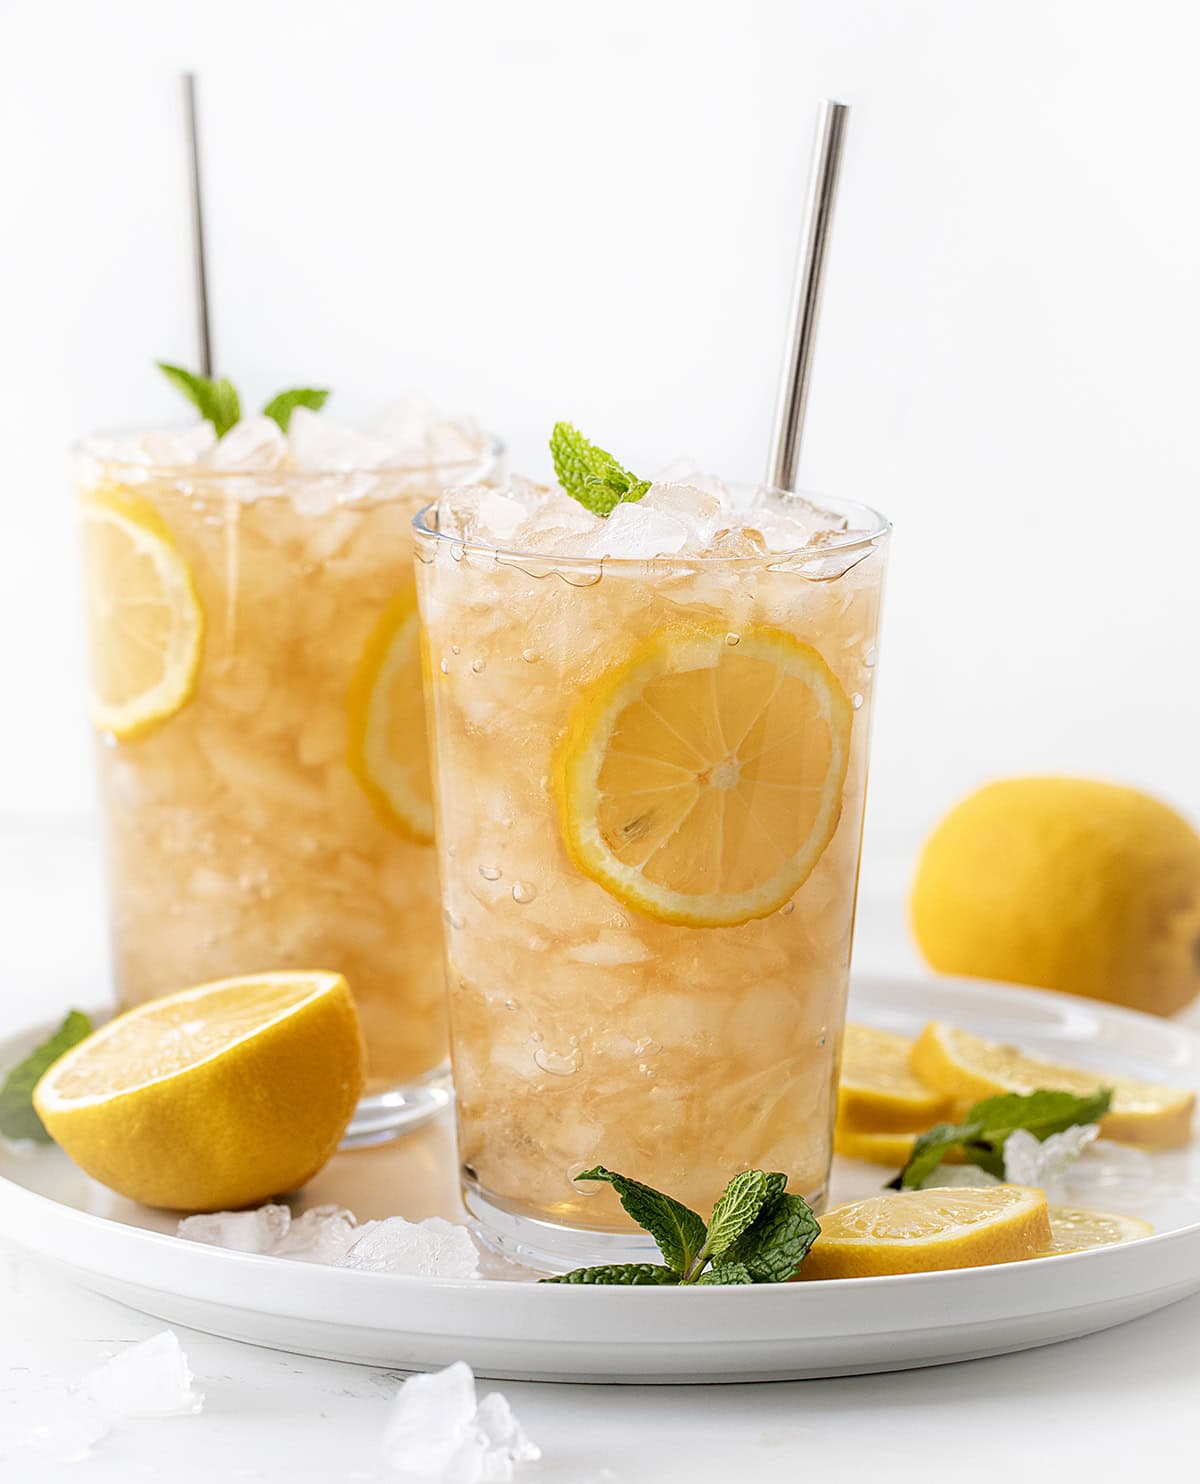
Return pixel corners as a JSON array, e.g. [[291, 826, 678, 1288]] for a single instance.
[[697, 1262, 754, 1285], [574, 1166, 707, 1274], [262, 387, 330, 433], [705, 1170, 787, 1261], [723, 1193, 820, 1282], [157, 362, 241, 436], [0, 1011, 93, 1143], [540, 1264, 678, 1285], [894, 1088, 1115, 1189], [549, 422, 651, 517]]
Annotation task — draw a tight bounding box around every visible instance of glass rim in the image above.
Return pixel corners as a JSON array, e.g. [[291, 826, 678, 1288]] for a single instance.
[[412, 487, 890, 569], [72, 425, 506, 483]]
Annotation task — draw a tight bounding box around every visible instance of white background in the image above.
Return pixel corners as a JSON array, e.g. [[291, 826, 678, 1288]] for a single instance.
[[3, 0, 1199, 864]]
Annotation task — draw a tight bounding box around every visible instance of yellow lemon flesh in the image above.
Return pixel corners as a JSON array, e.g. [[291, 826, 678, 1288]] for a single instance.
[[81, 485, 205, 740], [346, 584, 435, 842], [34, 973, 364, 1211], [911, 1020, 1195, 1149], [836, 1023, 951, 1133], [912, 778, 1200, 1017], [555, 624, 853, 928], [800, 1185, 1052, 1279], [1042, 1205, 1153, 1256]]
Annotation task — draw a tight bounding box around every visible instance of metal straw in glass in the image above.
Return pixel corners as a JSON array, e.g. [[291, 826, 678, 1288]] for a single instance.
[[181, 72, 213, 379]]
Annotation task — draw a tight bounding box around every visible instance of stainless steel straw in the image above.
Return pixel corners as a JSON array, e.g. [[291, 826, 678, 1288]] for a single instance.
[[766, 99, 850, 491], [181, 72, 213, 378]]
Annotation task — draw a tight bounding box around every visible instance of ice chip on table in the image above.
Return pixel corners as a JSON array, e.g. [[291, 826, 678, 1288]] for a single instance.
[[207, 415, 288, 471], [1003, 1124, 1101, 1198], [584, 499, 689, 559], [178, 1203, 293, 1254], [382, 1362, 540, 1483], [274, 1203, 361, 1263], [288, 406, 394, 470], [337, 1215, 481, 1278], [80, 1331, 203, 1418], [1062, 1137, 1155, 1195]]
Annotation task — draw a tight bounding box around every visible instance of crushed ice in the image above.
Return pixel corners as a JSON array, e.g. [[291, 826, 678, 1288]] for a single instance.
[[1003, 1124, 1101, 1198], [382, 1362, 540, 1483], [178, 1204, 481, 1278]]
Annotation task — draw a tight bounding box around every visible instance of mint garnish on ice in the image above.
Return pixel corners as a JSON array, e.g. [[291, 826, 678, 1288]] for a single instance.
[[891, 1087, 1114, 1190], [539, 1165, 820, 1286], [0, 1010, 93, 1143], [157, 362, 330, 437], [549, 422, 651, 516]]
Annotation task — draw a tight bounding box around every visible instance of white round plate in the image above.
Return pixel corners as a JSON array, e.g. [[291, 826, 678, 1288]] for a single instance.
[[1, 971, 1198, 1384]]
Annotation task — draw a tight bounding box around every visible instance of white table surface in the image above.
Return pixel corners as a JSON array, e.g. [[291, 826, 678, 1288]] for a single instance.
[[1, 821, 1195, 1481]]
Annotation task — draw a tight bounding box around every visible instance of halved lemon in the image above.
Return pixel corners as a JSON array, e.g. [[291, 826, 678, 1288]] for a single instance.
[[1042, 1205, 1153, 1255], [80, 484, 205, 740], [34, 972, 364, 1211], [346, 585, 435, 842], [910, 1021, 1196, 1149], [555, 624, 853, 927], [837, 1023, 951, 1133], [800, 1185, 1052, 1278]]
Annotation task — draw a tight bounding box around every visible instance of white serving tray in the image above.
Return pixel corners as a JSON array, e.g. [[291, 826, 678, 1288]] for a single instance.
[[1, 971, 1197, 1384]]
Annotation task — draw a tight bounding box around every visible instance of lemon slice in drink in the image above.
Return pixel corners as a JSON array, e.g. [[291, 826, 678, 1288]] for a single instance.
[[800, 1185, 1052, 1279], [555, 624, 853, 928], [837, 1023, 951, 1133], [910, 1021, 1196, 1149], [1042, 1205, 1153, 1255], [80, 485, 205, 740], [346, 585, 435, 843], [34, 972, 364, 1211]]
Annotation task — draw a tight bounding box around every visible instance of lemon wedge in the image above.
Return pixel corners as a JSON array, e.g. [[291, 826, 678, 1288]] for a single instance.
[[911, 1021, 1195, 1149], [837, 1023, 951, 1133], [80, 485, 205, 740], [34, 972, 364, 1211], [346, 584, 435, 842], [800, 1185, 1052, 1278], [554, 624, 853, 927]]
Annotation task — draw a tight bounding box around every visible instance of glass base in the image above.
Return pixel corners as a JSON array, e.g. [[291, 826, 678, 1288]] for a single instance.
[[341, 1065, 452, 1148], [465, 1176, 831, 1274]]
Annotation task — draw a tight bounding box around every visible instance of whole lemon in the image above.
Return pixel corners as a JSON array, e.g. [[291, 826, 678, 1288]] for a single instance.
[[911, 778, 1200, 1016]]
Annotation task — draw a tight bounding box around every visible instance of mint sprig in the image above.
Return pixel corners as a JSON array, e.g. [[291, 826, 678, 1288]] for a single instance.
[[549, 422, 651, 516], [891, 1087, 1114, 1190], [0, 1010, 93, 1143], [157, 363, 331, 438], [540, 1166, 819, 1286]]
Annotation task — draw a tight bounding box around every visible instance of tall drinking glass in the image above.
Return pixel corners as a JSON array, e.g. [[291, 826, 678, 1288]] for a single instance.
[[75, 426, 501, 1140], [414, 483, 889, 1267]]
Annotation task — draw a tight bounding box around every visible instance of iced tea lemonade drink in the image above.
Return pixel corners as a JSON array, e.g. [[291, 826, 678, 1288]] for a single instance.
[[415, 426, 889, 1263], [76, 385, 499, 1137]]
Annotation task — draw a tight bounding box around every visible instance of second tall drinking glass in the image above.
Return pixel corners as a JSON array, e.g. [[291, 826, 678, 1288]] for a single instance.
[[415, 481, 889, 1267]]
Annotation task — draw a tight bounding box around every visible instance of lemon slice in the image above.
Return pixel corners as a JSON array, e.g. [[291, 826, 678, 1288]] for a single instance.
[[34, 972, 364, 1211], [346, 585, 435, 843], [80, 484, 205, 740], [1042, 1205, 1153, 1255], [837, 1023, 951, 1133], [555, 624, 853, 927], [800, 1185, 1052, 1278], [833, 1125, 965, 1167], [911, 1021, 1196, 1149]]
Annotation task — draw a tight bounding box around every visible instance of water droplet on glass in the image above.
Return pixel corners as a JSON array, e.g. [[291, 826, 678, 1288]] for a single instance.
[[500, 816, 515, 830], [479, 864, 502, 881], [638, 1064, 656, 1077], [852, 693, 864, 710], [443, 908, 464, 930], [503, 997, 519, 1012], [534, 1047, 581, 1076], [511, 881, 538, 904], [529, 1031, 544, 1044], [725, 632, 740, 646], [864, 646, 878, 668], [471, 658, 486, 674], [522, 648, 540, 664], [439, 657, 450, 675], [778, 900, 795, 916], [451, 644, 461, 655]]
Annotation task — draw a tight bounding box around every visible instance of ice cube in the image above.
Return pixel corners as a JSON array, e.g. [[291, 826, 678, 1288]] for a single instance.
[[651, 460, 731, 504], [80, 1332, 203, 1418], [275, 1204, 360, 1264], [366, 394, 443, 455], [639, 482, 726, 545], [471, 490, 530, 544], [140, 423, 217, 466], [382, 1363, 540, 1483], [584, 500, 689, 558], [918, 1165, 1002, 1190], [288, 406, 393, 471], [425, 418, 487, 470], [208, 415, 287, 470], [1003, 1124, 1100, 1197], [338, 1216, 480, 1278], [177, 1204, 292, 1254]]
